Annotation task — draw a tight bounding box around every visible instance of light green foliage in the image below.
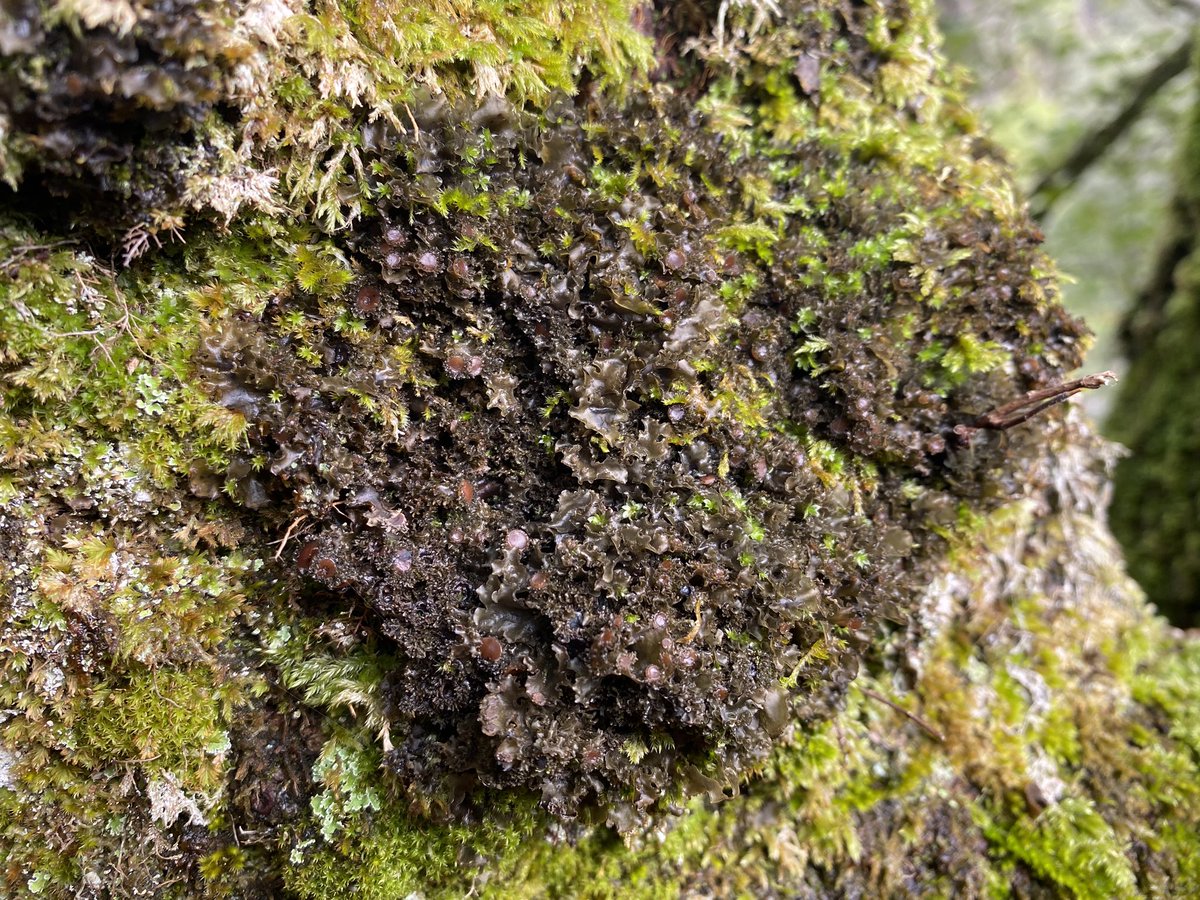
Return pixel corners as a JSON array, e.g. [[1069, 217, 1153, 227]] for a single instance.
[[937, 332, 1011, 387], [265, 624, 395, 756], [332, 0, 651, 103], [310, 738, 386, 842], [977, 799, 1138, 900], [713, 221, 782, 263], [0, 224, 280, 481]]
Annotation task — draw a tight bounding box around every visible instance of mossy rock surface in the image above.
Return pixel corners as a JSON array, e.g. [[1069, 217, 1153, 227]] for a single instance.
[[1, 1, 1198, 897]]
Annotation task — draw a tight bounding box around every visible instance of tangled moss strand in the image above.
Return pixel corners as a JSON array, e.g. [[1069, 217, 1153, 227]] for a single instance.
[[1, 0, 1197, 897]]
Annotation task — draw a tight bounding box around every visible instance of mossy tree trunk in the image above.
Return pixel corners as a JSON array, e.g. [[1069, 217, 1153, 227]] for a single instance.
[[1110, 33, 1200, 629], [0, 2, 1197, 898]]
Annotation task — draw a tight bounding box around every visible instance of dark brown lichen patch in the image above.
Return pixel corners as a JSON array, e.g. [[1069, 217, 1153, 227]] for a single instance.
[[190, 55, 1084, 826], [0, 0, 248, 242]]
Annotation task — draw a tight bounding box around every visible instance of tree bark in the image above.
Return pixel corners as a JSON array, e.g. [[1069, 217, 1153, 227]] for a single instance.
[[0, 2, 1197, 897], [1110, 39, 1200, 628]]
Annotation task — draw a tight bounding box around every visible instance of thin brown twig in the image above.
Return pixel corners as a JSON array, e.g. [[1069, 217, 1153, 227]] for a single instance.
[[954, 370, 1118, 444], [272, 514, 311, 560], [974, 370, 1118, 428], [859, 687, 945, 743]]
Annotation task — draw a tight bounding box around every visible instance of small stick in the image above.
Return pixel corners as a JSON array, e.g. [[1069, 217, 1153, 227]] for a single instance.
[[273, 514, 310, 560], [859, 686, 945, 743], [954, 370, 1118, 444]]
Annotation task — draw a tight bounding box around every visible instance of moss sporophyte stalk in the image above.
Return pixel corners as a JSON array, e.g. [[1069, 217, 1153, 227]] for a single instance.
[[0, 1, 1197, 897]]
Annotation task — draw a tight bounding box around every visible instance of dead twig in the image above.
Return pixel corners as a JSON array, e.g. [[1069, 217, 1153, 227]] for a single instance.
[[953, 370, 1118, 445], [272, 514, 311, 560], [859, 686, 945, 743]]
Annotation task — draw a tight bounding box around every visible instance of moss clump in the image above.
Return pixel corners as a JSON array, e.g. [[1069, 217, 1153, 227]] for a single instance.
[[0, 490, 264, 895], [0, 0, 1196, 897], [0, 0, 651, 247], [173, 1, 1087, 826], [0, 223, 278, 895]]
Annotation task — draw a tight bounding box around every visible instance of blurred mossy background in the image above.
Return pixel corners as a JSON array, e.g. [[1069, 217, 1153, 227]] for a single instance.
[[939, 0, 1195, 420]]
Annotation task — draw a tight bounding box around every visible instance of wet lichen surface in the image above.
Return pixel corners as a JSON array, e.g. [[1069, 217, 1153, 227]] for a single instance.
[[1, 1, 1199, 898]]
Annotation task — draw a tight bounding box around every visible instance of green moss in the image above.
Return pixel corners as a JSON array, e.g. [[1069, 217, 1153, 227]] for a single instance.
[[0, 218, 299, 895], [0, 222, 284, 482], [977, 798, 1138, 900], [713, 221, 781, 263], [285, 789, 702, 899], [75, 669, 238, 786], [0, 505, 265, 896], [0, 0, 652, 240]]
